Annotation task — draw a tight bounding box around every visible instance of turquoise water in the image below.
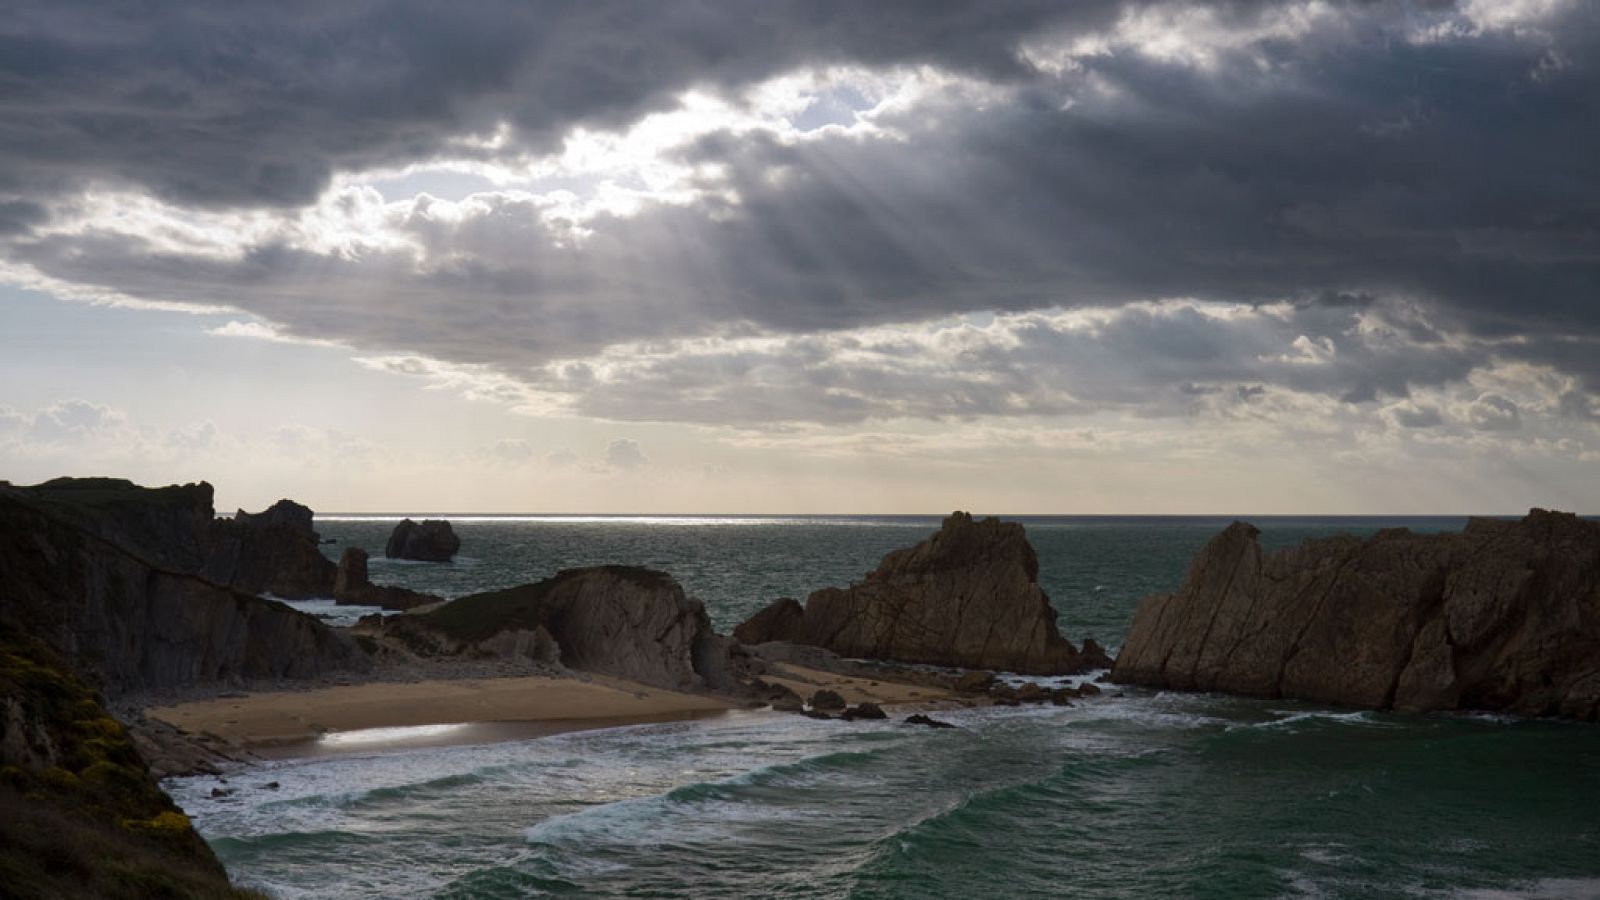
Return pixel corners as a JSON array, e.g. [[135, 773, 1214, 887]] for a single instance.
[[178, 516, 1600, 899]]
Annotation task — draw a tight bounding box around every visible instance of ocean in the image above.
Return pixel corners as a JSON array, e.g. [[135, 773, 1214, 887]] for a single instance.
[[170, 516, 1600, 899]]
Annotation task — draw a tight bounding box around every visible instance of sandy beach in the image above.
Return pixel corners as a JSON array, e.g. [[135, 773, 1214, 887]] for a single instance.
[[147, 674, 738, 751], [145, 665, 957, 758]]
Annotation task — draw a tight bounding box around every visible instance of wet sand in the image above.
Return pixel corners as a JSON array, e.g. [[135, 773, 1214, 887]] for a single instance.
[[147, 674, 738, 755]]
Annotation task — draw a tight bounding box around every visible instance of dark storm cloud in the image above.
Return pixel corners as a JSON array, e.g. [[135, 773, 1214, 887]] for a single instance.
[[2, 0, 1599, 428], [0, 0, 1119, 208]]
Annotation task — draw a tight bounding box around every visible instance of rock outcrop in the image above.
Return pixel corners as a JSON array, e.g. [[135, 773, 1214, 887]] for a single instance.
[[10, 478, 338, 599], [0, 628, 261, 898], [1112, 510, 1600, 721], [0, 486, 369, 695], [333, 547, 441, 611], [386, 566, 753, 692], [735, 512, 1092, 675], [205, 498, 338, 598], [385, 518, 460, 562]]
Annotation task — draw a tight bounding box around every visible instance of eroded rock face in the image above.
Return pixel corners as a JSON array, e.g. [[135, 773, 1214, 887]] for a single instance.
[[390, 566, 751, 692], [0, 489, 368, 695], [1112, 510, 1600, 720], [333, 547, 441, 611], [8, 479, 338, 599], [736, 512, 1091, 675], [385, 518, 460, 562], [205, 498, 338, 598]]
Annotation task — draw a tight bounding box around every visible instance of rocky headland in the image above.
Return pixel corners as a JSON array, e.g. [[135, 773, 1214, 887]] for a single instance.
[[1112, 509, 1600, 721], [736, 512, 1104, 675]]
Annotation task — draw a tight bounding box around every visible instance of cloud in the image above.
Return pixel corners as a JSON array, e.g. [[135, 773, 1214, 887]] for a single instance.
[[604, 438, 647, 470], [0, 0, 1596, 453]]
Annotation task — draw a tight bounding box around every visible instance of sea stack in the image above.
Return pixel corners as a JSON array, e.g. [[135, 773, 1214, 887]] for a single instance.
[[735, 511, 1094, 675], [334, 546, 441, 611], [385, 518, 460, 562], [1112, 509, 1600, 721]]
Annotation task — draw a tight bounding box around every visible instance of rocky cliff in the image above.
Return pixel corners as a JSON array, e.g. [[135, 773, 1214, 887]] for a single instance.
[[0, 627, 262, 899], [385, 566, 751, 692], [9, 478, 337, 599], [1112, 510, 1600, 720], [735, 512, 1092, 674], [0, 487, 368, 695]]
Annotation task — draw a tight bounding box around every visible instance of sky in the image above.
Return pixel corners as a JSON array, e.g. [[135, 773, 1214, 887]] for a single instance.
[[1, 0, 1597, 514]]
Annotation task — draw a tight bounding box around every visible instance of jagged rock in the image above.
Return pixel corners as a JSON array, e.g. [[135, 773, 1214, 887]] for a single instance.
[[1079, 638, 1114, 669], [810, 689, 847, 711], [205, 498, 338, 598], [0, 488, 370, 695], [905, 713, 957, 729], [1112, 510, 1600, 721], [333, 546, 442, 611], [732, 597, 804, 644], [387, 566, 750, 692], [954, 671, 997, 693], [841, 702, 887, 720], [385, 518, 460, 562], [735, 512, 1095, 675]]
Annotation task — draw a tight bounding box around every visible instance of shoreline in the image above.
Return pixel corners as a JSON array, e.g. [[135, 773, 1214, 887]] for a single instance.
[[145, 664, 960, 764]]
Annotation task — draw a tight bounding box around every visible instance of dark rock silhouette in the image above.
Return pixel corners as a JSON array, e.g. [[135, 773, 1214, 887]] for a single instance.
[[1112, 510, 1600, 721], [333, 547, 441, 611], [385, 518, 460, 562], [0, 484, 369, 694], [905, 713, 956, 729], [810, 689, 847, 711], [735, 512, 1094, 674]]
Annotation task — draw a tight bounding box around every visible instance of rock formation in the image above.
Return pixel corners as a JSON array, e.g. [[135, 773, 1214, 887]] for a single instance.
[[0, 628, 261, 898], [385, 566, 754, 692], [385, 518, 460, 562], [1112, 510, 1600, 721], [10, 478, 338, 599], [735, 512, 1093, 675], [204, 497, 338, 598], [333, 547, 441, 611], [0, 484, 369, 694]]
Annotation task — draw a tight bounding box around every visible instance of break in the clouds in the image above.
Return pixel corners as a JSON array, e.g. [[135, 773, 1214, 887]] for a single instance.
[[1, 0, 1598, 510]]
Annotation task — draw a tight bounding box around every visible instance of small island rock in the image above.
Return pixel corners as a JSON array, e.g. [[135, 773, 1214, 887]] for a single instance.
[[385, 518, 460, 562]]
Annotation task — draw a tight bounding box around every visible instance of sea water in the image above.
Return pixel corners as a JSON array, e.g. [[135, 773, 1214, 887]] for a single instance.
[[168, 516, 1600, 899]]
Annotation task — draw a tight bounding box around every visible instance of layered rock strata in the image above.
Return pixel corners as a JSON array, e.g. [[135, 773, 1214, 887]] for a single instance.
[[385, 566, 753, 692], [1112, 510, 1600, 720]]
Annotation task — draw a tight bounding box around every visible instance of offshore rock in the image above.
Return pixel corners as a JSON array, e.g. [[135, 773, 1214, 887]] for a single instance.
[[388, 566, 750, 692], [0, 486, 369, 695], [385, 518, 460, 562], [1112, 510, 1600, 721], [333, 547, 441, 611], [736, 512, 1091, 675]]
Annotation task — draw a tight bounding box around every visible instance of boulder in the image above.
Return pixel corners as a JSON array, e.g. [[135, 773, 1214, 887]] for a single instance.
[[841, 702, 887, 720], [735, 512, 1095, 675], [810, 689, 848, 711], [1112, 510, 1600, 721], [954, 670, 997, 693], [333, 547, 442, 611], [1014, 682, 1047, 703], [385, 518, 460, 562], [1079, 638, 1114, 670], [905, 713, 957, 729]]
